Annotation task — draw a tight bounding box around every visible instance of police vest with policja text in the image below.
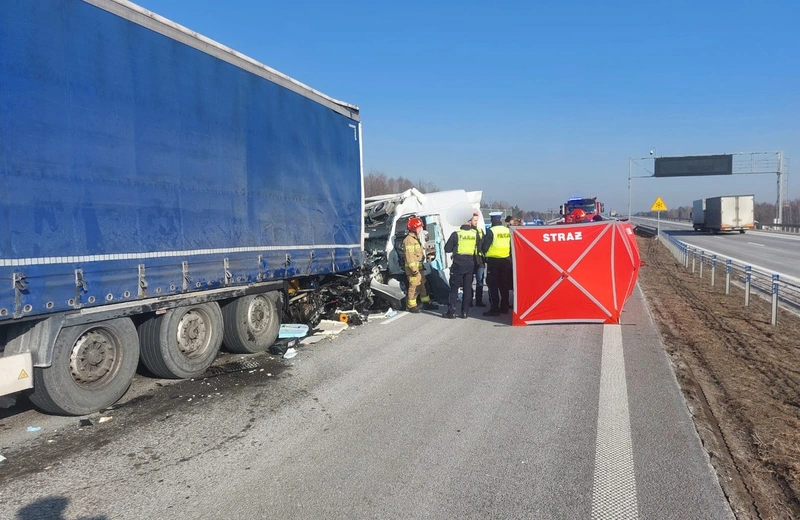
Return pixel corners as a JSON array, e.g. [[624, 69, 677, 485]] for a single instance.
[[455, 229, 478, 256], [485, 226, 511, 258]]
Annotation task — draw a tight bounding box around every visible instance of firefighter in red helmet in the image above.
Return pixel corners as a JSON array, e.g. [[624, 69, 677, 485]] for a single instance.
[[567, 208, 587, 224], [403, 217, 437, 313]]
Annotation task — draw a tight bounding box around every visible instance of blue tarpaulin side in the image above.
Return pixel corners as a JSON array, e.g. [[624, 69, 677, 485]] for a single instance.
[[0, 0, 363, 320]]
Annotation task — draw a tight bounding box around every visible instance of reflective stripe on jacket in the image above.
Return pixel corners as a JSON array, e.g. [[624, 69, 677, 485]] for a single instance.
[[403, 232, 425, 267]]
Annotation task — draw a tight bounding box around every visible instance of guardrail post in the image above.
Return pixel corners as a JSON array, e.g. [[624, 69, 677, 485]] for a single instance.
[[771, 274, 779, 326], [699, 251, 705, 279], [725, 260, 731, 295], [711, 255, 717, 287], [685, 247, 690, 268], [744, 266, 751, 306], [692, 249, 696, 273]]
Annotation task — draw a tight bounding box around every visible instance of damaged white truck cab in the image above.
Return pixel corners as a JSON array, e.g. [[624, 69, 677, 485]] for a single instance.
[[364, 188, 484, 308]]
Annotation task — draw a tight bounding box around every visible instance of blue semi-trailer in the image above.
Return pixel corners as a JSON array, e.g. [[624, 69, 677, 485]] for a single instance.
[[0, 0, 365, 414]]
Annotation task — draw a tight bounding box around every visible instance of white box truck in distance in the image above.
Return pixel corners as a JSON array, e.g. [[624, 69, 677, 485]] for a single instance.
[[692, 195, 755, 233]]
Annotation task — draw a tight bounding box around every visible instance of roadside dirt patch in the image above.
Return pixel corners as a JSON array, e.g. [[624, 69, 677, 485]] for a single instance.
[[637, 237, 800, 519]]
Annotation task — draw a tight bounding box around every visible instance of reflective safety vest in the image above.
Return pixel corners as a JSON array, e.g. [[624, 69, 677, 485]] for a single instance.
[[485, 225, 511, 258], [474, 226, 485, 257], [455, 229, 478, 256]]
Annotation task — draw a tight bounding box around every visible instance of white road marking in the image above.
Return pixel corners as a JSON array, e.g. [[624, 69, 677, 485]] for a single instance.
[[747, 242, 765, 247], [380, 312, 409, 325], [592, 324, 638, 519]]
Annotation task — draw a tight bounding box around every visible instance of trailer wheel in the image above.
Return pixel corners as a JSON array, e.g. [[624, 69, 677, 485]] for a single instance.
[[222, 294, 281, 354], [28, 318, 139, 416], [138, 302, 223, 379]]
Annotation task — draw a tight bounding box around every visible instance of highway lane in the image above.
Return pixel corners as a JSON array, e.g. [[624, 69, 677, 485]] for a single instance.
[[0, 289, 732, 519], [632, 217, 800, 281]]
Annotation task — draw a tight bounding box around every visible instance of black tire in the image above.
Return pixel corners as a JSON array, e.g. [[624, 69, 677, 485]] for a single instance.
[[222, 293, 281, 354], [28, 318, 139, 416], [138, 302, 223, 379]]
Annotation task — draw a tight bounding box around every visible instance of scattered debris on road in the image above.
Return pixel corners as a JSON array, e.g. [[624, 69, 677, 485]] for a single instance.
[[313, 320, 348, 337], [269, 338, 299, 356], [300, 335, 325, 345], [278, 324, 309, 339]]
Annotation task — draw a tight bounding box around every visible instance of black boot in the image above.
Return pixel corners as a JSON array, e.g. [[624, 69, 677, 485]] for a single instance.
[[475, 287, 486, 307]]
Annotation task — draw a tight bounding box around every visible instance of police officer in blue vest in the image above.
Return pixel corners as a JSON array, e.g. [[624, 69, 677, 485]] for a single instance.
[[482, 212, 512, 316], [442, 215, 479, 319]]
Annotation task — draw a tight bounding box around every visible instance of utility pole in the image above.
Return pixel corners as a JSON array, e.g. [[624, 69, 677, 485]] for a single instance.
[[627, 158, 632, 220]]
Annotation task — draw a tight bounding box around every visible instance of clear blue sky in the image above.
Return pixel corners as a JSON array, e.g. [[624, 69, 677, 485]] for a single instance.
[[136, 0, 798, 215]]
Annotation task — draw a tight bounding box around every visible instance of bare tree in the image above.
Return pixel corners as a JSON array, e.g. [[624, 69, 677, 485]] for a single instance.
[[396, 176, 414, 192], [755, 202, 776, 225], [364, 170, 440, 196], [364, 169, 389, 197], [415, 180, 440, 193]]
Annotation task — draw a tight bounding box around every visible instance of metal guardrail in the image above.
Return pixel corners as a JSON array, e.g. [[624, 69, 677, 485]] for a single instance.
[[633, 224, 658, 238], [656, 233, 800, 325], [635, 216, 800, 234], [758, 224, 800, 234]]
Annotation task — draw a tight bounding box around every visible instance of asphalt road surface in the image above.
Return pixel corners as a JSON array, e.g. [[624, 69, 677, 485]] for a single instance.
[[632, 217, 800, 281], [0, 289, 732, 520]]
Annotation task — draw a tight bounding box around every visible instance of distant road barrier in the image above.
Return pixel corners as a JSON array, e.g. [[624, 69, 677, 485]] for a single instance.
[[633, 216, 800, 234], [657, 232, 800, 326], [633, 224, 658, 238], [758, 224, 800, 234]]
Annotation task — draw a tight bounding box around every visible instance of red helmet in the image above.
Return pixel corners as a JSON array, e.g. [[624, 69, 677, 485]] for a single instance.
[[407, 217, 423, 231], [569, 209, 587, 223]]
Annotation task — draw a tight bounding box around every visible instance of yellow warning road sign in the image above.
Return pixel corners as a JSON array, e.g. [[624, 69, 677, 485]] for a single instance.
[[651, 197, 668, 212], [18, 369, 29, 379]]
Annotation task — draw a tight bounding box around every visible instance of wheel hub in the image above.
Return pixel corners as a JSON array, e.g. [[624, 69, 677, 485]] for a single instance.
[[177, 310, 208, 356], [70, 330, 117, 386], [247, 297, 270, 334]]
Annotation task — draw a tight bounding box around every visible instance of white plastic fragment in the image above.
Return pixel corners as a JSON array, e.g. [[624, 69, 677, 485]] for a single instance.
[[300, 335, 325, 345], [278, 324, 310, 339], [313, 320, 348, 336]]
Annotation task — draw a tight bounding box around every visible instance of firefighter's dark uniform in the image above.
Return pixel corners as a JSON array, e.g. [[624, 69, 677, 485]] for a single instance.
[[482, 220, 512, 315], [443, 224, 479, 318]]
